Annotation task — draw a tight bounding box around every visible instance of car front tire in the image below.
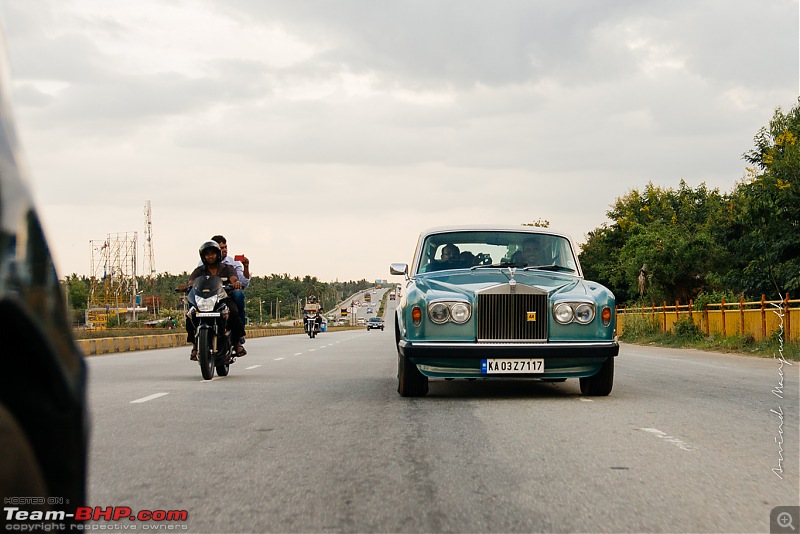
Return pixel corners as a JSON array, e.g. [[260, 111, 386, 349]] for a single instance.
[[397, 351, 428, 397], [396, 321, 428, 397], [579, 358, 614, 396]]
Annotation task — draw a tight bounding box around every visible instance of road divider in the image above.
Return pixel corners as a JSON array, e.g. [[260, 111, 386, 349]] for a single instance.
[[76, 326, 363, 356]]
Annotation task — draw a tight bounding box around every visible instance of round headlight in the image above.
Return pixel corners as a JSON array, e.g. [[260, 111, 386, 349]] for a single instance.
[[449, 302, 471, 324], [428, 302, 450, 324], [574, 303, 595, 324], [554, 303, 574, 324]]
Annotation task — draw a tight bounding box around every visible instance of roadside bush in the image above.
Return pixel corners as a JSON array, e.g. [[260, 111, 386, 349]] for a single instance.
[[621, 313, 660, 340], [693, 290, 741, 312], [673, 317, 703, 341]]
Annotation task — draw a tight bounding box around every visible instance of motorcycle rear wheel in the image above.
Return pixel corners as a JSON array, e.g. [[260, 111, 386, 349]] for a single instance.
[[198, 331, 214, 380], [215, 352, 230, 376]]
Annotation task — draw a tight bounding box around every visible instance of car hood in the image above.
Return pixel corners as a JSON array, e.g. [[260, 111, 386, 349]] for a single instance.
[[412, 269, 588, 299]]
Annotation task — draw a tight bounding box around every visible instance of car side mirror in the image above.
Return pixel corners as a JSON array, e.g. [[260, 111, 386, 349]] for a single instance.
[[390, 263, 408, 276]]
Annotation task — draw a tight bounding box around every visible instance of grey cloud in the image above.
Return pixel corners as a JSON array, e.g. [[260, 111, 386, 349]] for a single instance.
[[11, 83, 54, 107], [226, 0, 780, 90], [4, 0, 796, 279]]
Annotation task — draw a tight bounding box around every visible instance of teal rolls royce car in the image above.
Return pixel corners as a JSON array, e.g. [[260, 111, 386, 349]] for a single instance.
[[390, 225, 618, 397]]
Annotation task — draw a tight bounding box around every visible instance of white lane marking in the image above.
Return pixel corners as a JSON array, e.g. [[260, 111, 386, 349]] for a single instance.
[[294, 353, 303, 356], [640, 427, 695, 451], [246, 365, 261, 369], [579, 398, 594, 402], [274, 358, 285, 361], [309, 349, 316, 352], [130, 393, 169, 404]]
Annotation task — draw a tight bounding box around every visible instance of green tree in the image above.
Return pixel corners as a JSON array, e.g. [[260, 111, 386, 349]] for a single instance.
[[580, 181, 732, 303], [732, 98, 800, 297], [614, 223, 727, 303], [64, 274, 89, 309]]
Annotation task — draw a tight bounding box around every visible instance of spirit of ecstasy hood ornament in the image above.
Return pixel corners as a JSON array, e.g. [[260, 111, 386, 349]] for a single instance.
[[507, 267, 517, 293]]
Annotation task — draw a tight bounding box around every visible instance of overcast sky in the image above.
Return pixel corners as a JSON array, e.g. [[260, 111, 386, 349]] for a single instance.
[[1, 0, 797, 282]]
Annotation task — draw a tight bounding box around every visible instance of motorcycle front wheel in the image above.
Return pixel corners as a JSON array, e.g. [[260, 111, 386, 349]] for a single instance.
[[197, 330, 215, 380]]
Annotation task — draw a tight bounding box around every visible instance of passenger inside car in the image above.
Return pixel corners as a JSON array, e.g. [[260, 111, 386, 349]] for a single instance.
[[459, 250, 478, 266]]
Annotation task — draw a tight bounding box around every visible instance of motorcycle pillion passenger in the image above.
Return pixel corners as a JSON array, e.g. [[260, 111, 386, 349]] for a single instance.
[[186, 241, 246, 360], [208, 234, 250, 336]]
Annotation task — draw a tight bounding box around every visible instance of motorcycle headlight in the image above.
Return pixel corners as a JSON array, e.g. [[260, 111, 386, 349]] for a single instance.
[[195, 295, 218, 312]]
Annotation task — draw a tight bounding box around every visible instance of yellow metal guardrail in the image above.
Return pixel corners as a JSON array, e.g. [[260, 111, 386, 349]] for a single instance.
[[617, 295, 798, 341]]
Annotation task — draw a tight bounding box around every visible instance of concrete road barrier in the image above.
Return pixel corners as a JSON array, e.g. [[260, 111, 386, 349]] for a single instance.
[[75, 326, 363, 356]]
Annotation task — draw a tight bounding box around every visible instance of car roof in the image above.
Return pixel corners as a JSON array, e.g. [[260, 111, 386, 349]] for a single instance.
[[418, 224, 574, 242]]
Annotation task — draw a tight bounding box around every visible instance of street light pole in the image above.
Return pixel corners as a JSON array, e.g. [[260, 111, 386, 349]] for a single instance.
[[259, 300, 263, 325]]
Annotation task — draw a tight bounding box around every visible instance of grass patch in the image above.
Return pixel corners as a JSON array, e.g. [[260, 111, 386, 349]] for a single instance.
[[621, 326, 800, 360]]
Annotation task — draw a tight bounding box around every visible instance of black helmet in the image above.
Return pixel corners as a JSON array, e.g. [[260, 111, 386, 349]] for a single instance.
[[199, 240, 222, 266]]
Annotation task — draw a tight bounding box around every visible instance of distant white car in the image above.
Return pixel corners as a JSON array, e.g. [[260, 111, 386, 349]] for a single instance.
[[357, 318, 366, 325]]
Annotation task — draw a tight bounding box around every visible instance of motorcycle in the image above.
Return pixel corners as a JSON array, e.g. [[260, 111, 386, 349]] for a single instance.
[[182, 275, 236, 380], [304, 312, 321, 338]]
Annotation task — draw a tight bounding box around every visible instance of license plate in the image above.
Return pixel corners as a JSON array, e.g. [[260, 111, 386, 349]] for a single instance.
[[195, 312, 221, 317], [481, 358, 544, 374]]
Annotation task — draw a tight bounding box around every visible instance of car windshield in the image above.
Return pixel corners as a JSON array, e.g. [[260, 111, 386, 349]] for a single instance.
[[369, 318, 381, 322], [416, 230, 578, 274]]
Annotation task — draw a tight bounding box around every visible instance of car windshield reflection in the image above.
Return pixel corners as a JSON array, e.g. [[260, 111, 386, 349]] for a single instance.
[[417, 231, 578, 275]]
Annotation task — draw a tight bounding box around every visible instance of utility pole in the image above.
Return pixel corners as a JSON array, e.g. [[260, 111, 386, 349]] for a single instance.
[[143, 201, 156, 278]]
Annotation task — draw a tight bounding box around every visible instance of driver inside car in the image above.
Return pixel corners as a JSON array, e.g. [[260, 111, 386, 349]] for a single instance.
[[511, 238, 549, 266]]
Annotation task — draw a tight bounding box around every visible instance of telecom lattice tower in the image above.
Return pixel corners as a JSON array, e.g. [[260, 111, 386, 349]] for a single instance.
[[143, 201, 156, 278], [88, 232, 138, 308]]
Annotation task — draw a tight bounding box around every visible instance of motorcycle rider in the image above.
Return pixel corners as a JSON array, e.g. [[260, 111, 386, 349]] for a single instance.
[[203, 235, 249, 342], [186, 240, 247, 360]]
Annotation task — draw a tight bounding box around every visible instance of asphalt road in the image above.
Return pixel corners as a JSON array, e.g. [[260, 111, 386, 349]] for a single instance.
[[85, 307, 799, 533]]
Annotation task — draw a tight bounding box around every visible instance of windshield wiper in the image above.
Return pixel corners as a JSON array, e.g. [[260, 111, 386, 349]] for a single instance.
[[471, 262, 526, 270], [522, 265, 575, 273]]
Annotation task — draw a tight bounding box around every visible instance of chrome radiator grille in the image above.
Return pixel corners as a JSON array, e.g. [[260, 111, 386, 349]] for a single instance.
[[477, 293, 548, 342]]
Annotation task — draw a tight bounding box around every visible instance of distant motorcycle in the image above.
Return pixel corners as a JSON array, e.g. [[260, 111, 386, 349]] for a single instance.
[[304, 312, 321, 338], [182, 276, 236, 380]]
